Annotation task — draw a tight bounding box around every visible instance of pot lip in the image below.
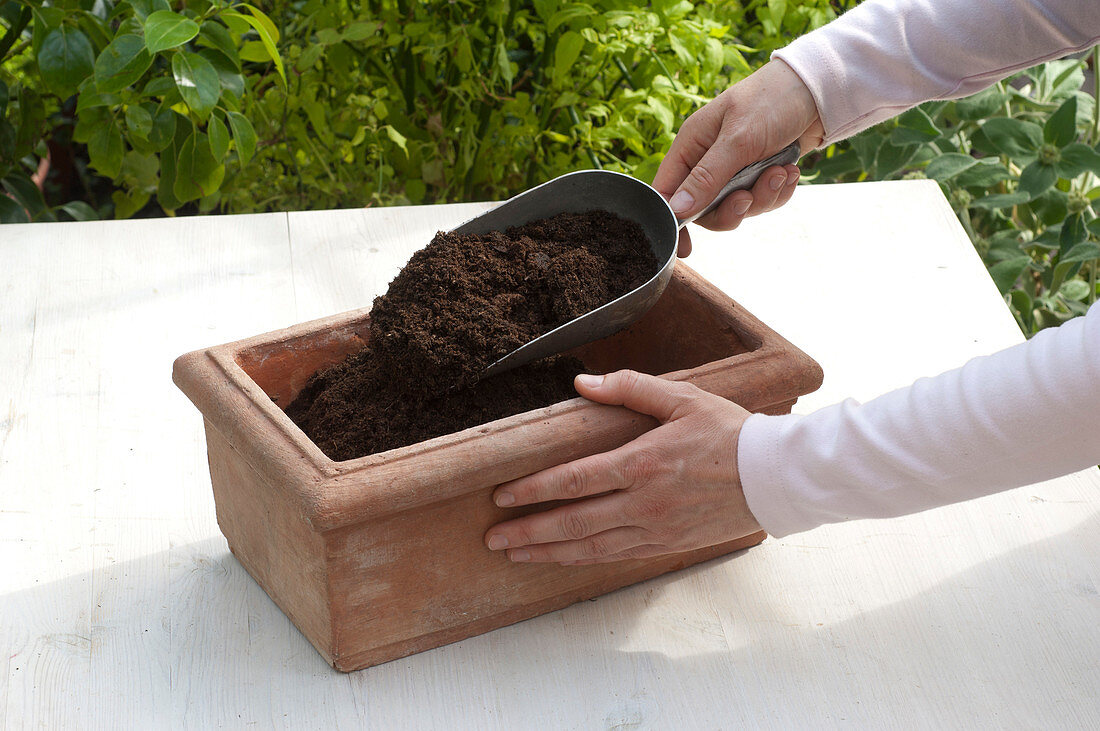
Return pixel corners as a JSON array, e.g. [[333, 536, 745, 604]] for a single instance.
[[173, 262, 823, 530]]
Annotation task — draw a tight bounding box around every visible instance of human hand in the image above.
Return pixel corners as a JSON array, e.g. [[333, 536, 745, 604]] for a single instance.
[[484, 370, 761, 565], [654, 59, 824, 256]]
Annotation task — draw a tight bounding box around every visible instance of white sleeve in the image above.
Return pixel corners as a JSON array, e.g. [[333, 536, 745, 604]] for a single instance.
[[738, 300, 1100, 538], [772, 0, 1100, 145]]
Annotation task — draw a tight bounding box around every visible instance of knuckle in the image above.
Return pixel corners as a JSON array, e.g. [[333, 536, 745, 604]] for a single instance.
[[610, 368, 642, 391], [623, 446, 664, 488], [558, 463, 589, 500], [560, 510, 590, 541], [581, 535, 610, 558], [509, 522, 536, 547], [687, 162, 719, 192]]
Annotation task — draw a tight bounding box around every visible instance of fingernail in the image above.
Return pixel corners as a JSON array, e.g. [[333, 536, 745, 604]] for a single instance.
[[733, 199, 751, 215], [495, 491, 515, 507], [509, 549, 531, 563], [488, 535, 509, 550], [576, 373, 604, 389], [669, 190, 694, 214], [770, 173, 787, 191]]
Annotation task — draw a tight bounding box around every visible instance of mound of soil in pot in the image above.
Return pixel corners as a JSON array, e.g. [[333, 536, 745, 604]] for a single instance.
[[286, 210, 658, 461]]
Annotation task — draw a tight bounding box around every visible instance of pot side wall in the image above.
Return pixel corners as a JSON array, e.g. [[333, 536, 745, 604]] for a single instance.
[[174, 264, 823, 672]]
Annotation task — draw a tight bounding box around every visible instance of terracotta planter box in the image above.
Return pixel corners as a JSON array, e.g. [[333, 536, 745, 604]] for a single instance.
[[173, 262, 822, 672]]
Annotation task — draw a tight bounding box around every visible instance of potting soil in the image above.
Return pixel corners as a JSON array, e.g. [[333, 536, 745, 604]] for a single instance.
[[285, 210, 658, 461]]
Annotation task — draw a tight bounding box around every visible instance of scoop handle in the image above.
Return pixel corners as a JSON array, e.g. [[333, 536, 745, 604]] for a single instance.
[[675, 141, 802, 229]]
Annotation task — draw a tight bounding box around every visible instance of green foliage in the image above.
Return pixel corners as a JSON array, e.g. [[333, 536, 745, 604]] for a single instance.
[[1, 0, 279, 222], [805, 56, 1100, 336], [1, 0, 850, 220]]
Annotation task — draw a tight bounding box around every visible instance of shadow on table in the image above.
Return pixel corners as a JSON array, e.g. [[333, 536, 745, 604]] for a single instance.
[[3, 513, 1096, 727]]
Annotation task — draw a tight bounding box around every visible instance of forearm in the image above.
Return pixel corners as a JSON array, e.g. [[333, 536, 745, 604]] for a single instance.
[[774, 0, 1100, 145], [739, 301, 1100, 538]]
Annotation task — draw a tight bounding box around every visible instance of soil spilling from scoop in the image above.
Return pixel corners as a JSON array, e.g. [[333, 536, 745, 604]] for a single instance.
[[286, 210, 658, 461]]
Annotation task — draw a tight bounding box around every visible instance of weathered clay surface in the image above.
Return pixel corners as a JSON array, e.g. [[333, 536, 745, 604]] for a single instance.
[[173, 262, 823, 672]]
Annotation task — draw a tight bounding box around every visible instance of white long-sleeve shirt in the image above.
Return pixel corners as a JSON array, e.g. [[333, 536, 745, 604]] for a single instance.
[[774, 0, 1100, 146], [739, 0, 1100, 537]]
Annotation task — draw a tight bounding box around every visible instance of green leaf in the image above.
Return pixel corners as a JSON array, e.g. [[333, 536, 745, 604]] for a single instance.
[[972, 191, 1031, 210], [296, 43, 324, 73], [147, 108, 178, 151], [240, 5, 280, 42], [1060, 213, 1088, 250], [1059, 279, 1091, 301], [0, 80, 8, 117], [874, 143, 918, 178], [226, 111, 256, 165], [1044, 95, 1077, 147], [1017, 160, 1057, 199], [644, 97, 674, 133], [548, 4, 595, 33], [120, 150, 160, 191], [208, 113, 229, 162], [174, 131, 225, 202], [1029, 188, 1070, 226], [199, 49, 244, 100], [315, 27, 342, 46], [144, 11, 200, 55], [2, 173, 48, 221], [94, 34, 154, 94], [988, 256, 1031, 294], [88, 119, 125, 178], [198, 21, 240, 70], [239, 41, 270, 63], [343, 22, 375, 42], [1049, 258, 1079, 297], [113, 189, 151, 219], [0, 194, 29, 224], [0, 119, 15, 167], [56, 201, 98, 221], [848, 134, 880, 171], [1009, 288, 1033, 325], [223, 9, 285, 86], [172, 52, 220, 121], [125, 104, 153, 138], [129, 0, 171, 23], [889, 106, 941, 145], [38, 27, 96, 98], [954, 160, 1012, 188], [925, 153, 978, 181], [141, 76, 179, 100], [1060, 242, 1100, 264], [76, 89, 121, 113], [554, 31, 584, 80], [495, 40, 514, 87], [1057, 142, 1100, 178], [981, 117, 1043, 158], [384, 124, 408, 153]]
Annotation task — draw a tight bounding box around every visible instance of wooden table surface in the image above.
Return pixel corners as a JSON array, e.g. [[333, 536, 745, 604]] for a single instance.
[[2, 180, 1097, 728]]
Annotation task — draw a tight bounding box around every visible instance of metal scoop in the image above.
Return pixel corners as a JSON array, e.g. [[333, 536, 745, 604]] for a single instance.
[[452, 142, 802, 378]]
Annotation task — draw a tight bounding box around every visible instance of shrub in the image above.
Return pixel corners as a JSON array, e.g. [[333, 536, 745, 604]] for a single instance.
[[0, 0, 850, 220]]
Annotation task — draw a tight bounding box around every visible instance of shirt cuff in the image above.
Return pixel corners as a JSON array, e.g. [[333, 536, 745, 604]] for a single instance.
[[738, 412, 820, 538]]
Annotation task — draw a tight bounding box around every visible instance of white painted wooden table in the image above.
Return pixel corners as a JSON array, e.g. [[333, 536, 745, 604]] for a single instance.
[[2, 180, 1097, 728]]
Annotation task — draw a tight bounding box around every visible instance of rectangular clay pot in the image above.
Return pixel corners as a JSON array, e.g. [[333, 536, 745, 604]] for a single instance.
[[172, 262, 822, 672]]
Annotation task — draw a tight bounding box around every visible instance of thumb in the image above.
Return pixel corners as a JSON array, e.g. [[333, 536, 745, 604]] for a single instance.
[[574, 370, 686, 423], [668, 139, 756, 219]]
